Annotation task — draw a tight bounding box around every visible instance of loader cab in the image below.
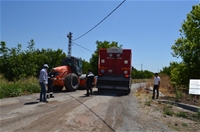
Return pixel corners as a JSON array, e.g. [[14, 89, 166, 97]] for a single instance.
[[62, 56, 82, 76]]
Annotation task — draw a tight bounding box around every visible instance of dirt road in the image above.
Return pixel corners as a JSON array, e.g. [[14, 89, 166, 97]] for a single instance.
[[0, 83, 171, 132]]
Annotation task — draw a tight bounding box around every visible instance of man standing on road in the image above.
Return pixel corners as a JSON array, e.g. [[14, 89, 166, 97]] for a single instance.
[[86, 69, 94, 96], [39, 64, 49, 103], [152, 73, 160, 99]]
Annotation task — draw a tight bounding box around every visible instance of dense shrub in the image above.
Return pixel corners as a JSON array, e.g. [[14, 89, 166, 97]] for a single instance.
[[0, 76, 40, 99]]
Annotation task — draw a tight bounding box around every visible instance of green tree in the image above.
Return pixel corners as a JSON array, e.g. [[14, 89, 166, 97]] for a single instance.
[[0, 40, 66, 81], [160, 66, 172, 77], [171, 3, 200, 87], [0, 42, 23, 80], [170, 62, 189, 87], [131, 68, 153, 79], [82, 59, 90, 74], [89, 41, 122, 75]]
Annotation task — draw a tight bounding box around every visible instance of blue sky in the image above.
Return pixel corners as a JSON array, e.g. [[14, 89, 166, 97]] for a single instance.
[[1, 0, 199, 73]]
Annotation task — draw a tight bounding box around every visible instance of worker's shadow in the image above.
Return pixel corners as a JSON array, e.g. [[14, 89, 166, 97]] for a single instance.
[[79, 94, 92, 98], [24, 101, 39, 105], [79, 92, 97, 98]]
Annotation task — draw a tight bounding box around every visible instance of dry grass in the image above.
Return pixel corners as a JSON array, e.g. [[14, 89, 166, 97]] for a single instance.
[[134, 74, 200, 107], [144, 74, 175, 97]]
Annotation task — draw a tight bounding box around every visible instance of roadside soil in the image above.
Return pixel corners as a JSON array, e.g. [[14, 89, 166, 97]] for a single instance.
[[134, 80, 200, 132]]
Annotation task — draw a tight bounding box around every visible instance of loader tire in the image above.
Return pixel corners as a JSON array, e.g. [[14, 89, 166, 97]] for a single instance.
[[64, 73, 79, 92]]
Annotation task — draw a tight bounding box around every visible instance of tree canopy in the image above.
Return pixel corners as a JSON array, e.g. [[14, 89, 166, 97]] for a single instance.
[[171, 3, 200, 87], [0, 39, 66, 81]]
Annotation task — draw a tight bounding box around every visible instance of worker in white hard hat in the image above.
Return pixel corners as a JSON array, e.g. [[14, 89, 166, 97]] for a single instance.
[[39, 64, 49, 103]]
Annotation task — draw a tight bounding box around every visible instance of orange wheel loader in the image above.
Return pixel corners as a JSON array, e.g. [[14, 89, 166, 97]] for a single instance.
[[50, 56, 96, 92]]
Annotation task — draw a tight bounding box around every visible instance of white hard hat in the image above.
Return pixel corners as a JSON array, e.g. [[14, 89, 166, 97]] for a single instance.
[[44, 64, 49, 68]]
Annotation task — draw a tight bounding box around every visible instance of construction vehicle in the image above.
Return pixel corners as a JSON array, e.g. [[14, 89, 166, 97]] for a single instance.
[[50, 56, 92, 91], [96, 47, 132, 95]]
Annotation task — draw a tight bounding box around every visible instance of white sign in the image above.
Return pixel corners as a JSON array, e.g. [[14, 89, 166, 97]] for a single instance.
[[189, 79, 200, 95]]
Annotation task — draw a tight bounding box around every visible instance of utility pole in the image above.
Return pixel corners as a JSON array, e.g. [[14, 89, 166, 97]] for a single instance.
[[141, 63, 143, 71], [67, 32, 73, 57]]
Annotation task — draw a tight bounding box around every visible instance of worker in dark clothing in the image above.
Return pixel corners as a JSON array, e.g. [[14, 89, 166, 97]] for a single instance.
[[47, 72, 55, 98], [86, 69, 94, 96]]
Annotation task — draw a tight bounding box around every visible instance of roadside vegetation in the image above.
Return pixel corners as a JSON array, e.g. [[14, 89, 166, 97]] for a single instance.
[[0, 74, 40, 99]]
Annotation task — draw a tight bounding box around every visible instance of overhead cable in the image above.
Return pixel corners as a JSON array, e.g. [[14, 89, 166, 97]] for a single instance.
[[73, 0, 126, 41], [143, 65, 158, 71], [72, 42, 93, 52]]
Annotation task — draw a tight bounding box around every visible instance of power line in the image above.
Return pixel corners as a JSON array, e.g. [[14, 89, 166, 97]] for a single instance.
[[72, 42, 93, 52], [143, 65, 158, 71], [73, 0, 126, 41]]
